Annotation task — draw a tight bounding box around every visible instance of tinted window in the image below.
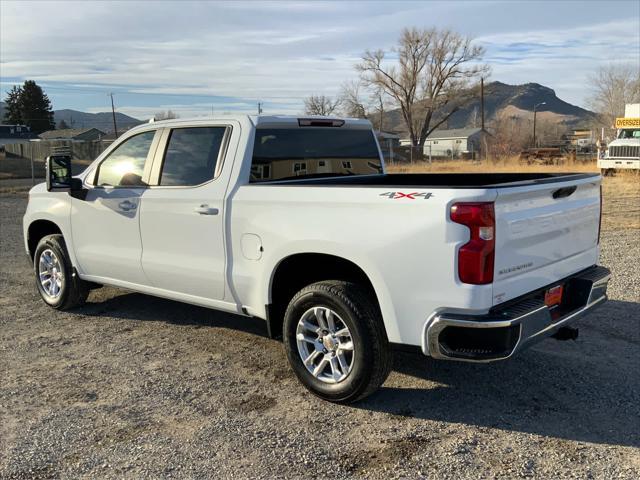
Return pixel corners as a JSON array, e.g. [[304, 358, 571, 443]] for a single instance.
[[251, 128, 382, 182], [160, 127, 226, 186], [96, 131, 155, 187]]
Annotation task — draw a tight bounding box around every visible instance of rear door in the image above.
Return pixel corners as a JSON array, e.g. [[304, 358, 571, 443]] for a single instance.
[[492, 175, 601, 304], [139, 124, 234, 301]]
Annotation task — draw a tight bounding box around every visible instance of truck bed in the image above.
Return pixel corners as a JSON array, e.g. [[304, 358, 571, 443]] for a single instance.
[[255, 172, 598, 188]]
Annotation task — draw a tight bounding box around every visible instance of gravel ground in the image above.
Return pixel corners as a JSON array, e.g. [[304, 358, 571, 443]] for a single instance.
[[1, 191, 639, 479]]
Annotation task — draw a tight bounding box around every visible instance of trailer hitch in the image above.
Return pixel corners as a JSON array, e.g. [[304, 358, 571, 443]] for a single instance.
[[551, 326, 579, 341]]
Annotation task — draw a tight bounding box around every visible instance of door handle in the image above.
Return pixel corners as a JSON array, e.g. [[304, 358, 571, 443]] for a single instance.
[[194, 204, 219, 215], [552, 186, 577, 199], [118, 200, 137, 211]]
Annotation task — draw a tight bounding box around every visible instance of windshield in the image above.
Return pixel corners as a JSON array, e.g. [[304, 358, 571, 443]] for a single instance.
[[250, 128, 382, 182], [618, 129, 640, 139]]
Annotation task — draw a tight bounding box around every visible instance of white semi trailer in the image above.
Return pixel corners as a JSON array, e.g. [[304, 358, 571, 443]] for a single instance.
[[598, 103, 640, 173]]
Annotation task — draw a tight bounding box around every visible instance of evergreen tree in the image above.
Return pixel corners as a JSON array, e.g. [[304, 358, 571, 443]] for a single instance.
[[3, 85, 23, 125], [57, 119, 70, 129], [19, 81, 55, 133], [2, 81, 55, 133]]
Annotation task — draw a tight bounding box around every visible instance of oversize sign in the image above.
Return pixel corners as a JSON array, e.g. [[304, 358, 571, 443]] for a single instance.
[[615, 117, 640, 128]]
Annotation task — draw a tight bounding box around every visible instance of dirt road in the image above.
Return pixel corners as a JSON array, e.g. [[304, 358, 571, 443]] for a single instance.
[[1, 191, 639, 479]]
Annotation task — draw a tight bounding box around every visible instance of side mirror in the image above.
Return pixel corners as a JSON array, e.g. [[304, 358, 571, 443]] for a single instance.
[[46, 155, 72, 191], [46, 155, 87, 200]]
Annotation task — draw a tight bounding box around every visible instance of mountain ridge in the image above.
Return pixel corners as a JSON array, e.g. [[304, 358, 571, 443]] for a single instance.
[[2, 81, 597, 135], [0, 102, 143, 133], [377, 81, 597, 135], [52, 109, 142, 133]]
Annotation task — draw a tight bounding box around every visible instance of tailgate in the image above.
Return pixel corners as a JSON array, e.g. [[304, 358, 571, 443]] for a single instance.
[[492, 175, 601, 304]]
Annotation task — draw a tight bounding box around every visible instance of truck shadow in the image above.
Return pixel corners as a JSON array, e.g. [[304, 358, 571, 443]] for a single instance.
[[78, 289, 270, 338], [77, 292, 639, 448], [357, 299, 640, 448]]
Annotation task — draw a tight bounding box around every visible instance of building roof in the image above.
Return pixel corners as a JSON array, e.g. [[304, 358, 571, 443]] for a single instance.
[[0, 124, 35, 139], [376, 130, 401, 140], [426, 128, 485, 140], [39, 127, 106, 140]]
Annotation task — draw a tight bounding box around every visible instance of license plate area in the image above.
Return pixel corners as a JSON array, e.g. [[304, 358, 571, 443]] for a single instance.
[[545, 285, 564, 308]]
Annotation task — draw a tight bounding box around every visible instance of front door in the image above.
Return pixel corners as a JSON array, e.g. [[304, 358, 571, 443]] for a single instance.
[[139, 125, 230, 300], [72, 129, 159, 285]]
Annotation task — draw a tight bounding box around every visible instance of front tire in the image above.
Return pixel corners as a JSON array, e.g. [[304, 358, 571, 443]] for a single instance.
[[34, 234, 89, 310], [283, 281, 392, 403]]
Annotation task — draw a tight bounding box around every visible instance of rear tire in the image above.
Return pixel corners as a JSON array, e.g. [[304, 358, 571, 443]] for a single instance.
[[34, 234, 89, 310], [283, 281, 392, 403]]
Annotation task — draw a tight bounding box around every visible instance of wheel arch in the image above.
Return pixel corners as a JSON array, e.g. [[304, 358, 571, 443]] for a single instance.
[[27, 219, 63, 260], [265, 252, 384, 340]]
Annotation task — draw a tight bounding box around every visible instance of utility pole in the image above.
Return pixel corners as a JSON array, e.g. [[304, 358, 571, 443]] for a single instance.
[[109, 93, 118, 137], [480, 77, 485, 131], [258, 102, 263, 114], [480, 77, 485, 160], [532, 101, 546, 148], [30, 146, 35, 186]]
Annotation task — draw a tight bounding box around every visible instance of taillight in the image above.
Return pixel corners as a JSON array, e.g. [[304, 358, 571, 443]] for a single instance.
[[598, 184, 602, 244], [450, 202, 495, 285]]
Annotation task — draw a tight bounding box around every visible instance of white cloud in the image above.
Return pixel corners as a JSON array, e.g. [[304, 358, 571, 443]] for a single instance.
[[477, 18, 640, 105], [1, 0, 638, 113]]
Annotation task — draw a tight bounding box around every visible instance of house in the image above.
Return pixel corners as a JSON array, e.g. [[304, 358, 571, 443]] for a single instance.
[[251, 157, 381, 181], [0, 124, 36, 147], [38, 127, 106, 141], [375, 131, 401, 148], [375, 131, 402, 161], [423, 127, 488, 159]]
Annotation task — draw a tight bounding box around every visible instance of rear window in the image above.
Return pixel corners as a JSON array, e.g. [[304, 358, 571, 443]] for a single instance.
[[159, 127, 226, 186], [251, 128, 382, 182]]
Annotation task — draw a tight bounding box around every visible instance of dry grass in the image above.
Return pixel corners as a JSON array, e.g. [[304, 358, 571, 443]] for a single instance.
[[387, 158, 639, 231], [386, 157, 598, 174], [601, 174, 640, 230]]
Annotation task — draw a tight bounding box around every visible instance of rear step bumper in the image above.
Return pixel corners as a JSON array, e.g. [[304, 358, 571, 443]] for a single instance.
[[424, 265, 611, 362]]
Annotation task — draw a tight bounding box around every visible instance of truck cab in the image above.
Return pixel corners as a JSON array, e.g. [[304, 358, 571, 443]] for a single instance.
[[598, 103, 640, 173]]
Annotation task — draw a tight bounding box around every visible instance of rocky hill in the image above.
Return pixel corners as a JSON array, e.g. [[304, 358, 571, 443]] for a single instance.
[[378, 81, 597, 134]]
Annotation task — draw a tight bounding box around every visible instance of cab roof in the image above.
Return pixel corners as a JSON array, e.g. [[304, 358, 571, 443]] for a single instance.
[[135, 114, 372, 131]]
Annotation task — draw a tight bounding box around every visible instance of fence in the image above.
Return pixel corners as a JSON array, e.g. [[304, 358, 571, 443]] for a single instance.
[[1, 139, 114, 182], [382, 144, 480, 165], [3, 139, 113, 163]]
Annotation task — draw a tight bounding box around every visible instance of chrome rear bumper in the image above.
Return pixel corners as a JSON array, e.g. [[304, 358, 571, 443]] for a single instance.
[[424, 265, 611, 362]]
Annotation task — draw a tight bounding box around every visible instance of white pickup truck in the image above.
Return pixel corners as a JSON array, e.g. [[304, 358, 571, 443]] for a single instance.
[[24, 115, 610, 403]]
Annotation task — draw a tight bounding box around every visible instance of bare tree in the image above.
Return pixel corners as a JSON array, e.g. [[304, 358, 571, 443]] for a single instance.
[[487, 111, 567, 158], [303, 95, 341, 116], [357, 27, 487, 146], [588, 64, 640, 127], [154, 110, 179, 121], [370, 88, 390, 132], [339, 81, 368, 118], [339, 82, 391, 132], [487, 113, 530, 158]]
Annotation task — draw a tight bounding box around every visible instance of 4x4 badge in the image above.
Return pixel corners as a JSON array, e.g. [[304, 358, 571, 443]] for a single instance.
[[379, 192, 434, 200]]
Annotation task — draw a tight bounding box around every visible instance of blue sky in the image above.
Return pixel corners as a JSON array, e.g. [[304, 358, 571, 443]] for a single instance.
[[1, 0, 639, 119]]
